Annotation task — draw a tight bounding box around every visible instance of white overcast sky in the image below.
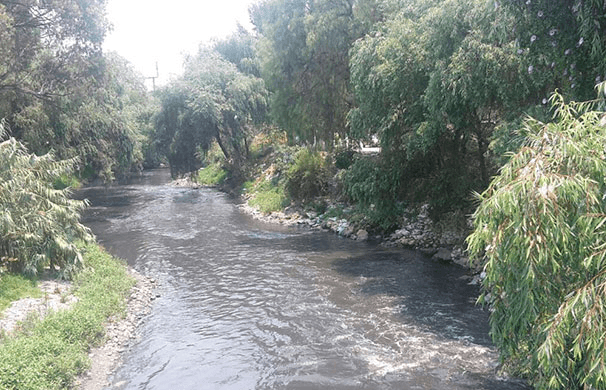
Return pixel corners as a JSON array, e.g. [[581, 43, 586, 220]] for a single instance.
[[103, 0, 255, 88]]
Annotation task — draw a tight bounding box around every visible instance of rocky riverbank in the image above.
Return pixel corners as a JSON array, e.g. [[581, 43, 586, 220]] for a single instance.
[[239, 201, 479, 269]]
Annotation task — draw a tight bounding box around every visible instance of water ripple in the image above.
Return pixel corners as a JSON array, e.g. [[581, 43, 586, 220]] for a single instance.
[[79, 170, 529, 390]]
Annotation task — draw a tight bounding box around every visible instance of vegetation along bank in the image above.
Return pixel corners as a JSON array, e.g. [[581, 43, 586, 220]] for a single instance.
[[2, 0, 606, 388]]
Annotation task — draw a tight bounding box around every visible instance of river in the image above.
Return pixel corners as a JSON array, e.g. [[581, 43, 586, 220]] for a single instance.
[[79, 169, 528, 390]]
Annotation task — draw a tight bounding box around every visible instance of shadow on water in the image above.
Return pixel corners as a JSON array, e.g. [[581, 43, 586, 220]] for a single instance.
[[78, 172, 531, 390], [332, 251, 493, 346]]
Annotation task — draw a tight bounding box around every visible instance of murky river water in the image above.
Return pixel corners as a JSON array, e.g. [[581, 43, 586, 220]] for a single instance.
[[79, 169, 527, 390]]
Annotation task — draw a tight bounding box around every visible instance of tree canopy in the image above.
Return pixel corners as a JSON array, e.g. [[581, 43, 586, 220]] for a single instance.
[[155, 40, 268, 176]]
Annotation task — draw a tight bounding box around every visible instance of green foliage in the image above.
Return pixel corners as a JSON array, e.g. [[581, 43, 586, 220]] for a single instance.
[[0, 2, 150, 181], [347, 0, 530, 215], [155, 48, 268, 176], [468, 93, 606, 389], [0, 126, 92, 278], [503, 0, 606, 101], [52, 174, 82, 191], [0, 243, 135, 390], [334, 148, 356, 170], [248, 179, 290, 214], [343, 155, 402, 230], [285, 149, 330, 201], [196, 163, 229, 186], [0, 274, 40, 313], [252, 0, 377, 147]]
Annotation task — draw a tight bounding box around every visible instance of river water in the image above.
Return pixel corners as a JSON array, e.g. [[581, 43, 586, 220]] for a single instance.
[[79, 169, 527, 390]]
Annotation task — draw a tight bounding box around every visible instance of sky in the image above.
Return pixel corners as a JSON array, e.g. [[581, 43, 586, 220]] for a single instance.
[[103, 0, 255, 88]]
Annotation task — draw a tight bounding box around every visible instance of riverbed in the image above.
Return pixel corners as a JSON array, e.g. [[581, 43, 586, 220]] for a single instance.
[[80, 169, 527, 390]]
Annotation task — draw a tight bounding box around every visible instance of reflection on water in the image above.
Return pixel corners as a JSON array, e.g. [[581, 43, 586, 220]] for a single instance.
[[79, 169, 528, 390]]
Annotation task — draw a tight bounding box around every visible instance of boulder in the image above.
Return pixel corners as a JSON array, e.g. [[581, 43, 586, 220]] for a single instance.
[[432, 248, 452, 262], [356, 229, 369, 241]]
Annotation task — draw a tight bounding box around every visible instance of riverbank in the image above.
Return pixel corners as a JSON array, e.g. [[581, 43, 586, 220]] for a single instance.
[[175, 175, 479, 274], [0, 244, 156, 390], [76, 267, 156, 390]]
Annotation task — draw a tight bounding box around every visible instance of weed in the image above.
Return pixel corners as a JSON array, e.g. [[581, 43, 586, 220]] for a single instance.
[[0, 243, 135, 390], [0, 274, 41, 313]]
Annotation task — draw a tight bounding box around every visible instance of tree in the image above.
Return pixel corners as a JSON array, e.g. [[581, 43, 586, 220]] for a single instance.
[[0, 124, 92, 278], [348, 0, 528, 214], [468, 91, 606, 389], [251, 0, 379, 147], [502, 0, 606, 101], [155, 49, 268, 176], [12, 53, 151, 181], [0, 1, 150, 181]]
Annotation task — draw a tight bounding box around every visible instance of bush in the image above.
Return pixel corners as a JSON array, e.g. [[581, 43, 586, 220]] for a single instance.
[[285, 148, 330, 201], [248, 179, 289, 214], [0, 125, 92, 278], [342, 155, 402, 230], [196, 163, 228, 186], [467, 93, 606, 389]]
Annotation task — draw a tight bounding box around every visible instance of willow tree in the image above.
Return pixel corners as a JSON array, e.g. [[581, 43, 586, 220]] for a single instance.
[[155, 49, 268, 176], [251, 0, 379, 148], [468, 90, 606, 389], [348, 0, 528, 214], [0, 125, 92, 278]]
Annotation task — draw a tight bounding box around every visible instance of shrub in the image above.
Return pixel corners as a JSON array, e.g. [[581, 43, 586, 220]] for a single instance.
[[285, 148, 330, 201], [467, 93, 606, 389], [196, 163, 228, 186], [248, 178, 289, 214], [342, 155, 402, 230], [0, 125, 92, 278]]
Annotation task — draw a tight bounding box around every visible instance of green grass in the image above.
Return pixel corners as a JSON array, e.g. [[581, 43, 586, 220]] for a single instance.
[[248, 179, 290, 214], [52, 174, 81, 190], [0, 243, 136, 390], [0, 274, 41, 313], [196, 163, 228, 186]]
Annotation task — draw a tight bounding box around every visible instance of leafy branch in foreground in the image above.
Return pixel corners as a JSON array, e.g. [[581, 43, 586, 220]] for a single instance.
[[468, 90, 606, 389], [0, 123, 92, 278]]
